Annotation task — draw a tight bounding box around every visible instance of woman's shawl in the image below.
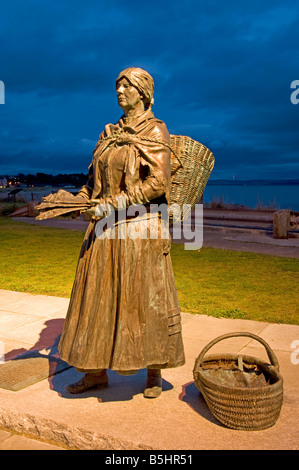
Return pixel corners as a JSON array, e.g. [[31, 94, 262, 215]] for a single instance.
[[78, 109, 181, 208], [36, 110, 180, 220]]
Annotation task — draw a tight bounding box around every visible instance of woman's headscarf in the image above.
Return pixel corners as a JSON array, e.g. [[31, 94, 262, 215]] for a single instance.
[[116, 67, 155, 109]]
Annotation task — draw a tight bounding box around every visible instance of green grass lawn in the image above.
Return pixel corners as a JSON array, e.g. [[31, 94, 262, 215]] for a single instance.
[[0, 217, 83, 297], [171, 244, 299, 324], [0, 216, 298, 325]]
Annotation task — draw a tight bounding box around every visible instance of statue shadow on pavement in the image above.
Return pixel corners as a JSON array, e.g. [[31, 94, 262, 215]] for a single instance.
[[51, 367, 173, 402], [4, 319, 222, 416], [4, 318, 173, 401], [5, 318, 65, 364], [179, 381, 224, 426]]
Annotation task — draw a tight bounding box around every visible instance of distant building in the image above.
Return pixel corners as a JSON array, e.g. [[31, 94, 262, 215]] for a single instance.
[[0, 177, 7, 188]]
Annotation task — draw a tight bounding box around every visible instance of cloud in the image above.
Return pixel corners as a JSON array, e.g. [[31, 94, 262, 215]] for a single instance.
[[0, 0, 298, 179]]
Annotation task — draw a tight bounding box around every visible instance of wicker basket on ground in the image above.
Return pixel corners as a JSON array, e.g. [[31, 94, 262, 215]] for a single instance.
[[193, 332, 283, 431], [169, 135, 215, 220]]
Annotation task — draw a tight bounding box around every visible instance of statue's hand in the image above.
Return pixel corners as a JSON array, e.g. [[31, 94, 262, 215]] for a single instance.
[[85, 206, 97, 217], [90, 198, 103, 205], [86, 200, 111, 219]]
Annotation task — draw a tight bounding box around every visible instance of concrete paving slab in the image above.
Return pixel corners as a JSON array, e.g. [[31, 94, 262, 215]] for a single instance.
[[0, 429, 11, 443], [182, 337, 261, 365], [180, 311, 195, 325], [250, 323, 299, 352], [224, 234, 299, 248], [1, 295, 69, 318], [182, 314, 268, 345], [0, 338, 37, 361], [0, 290, 31, 308], [0, 434, 66, 450], [0, 317, 64, 346], [0, 310, 44, 334]]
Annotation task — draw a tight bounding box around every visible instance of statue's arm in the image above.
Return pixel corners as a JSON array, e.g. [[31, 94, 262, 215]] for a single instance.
[[77, 162, 94, 199]]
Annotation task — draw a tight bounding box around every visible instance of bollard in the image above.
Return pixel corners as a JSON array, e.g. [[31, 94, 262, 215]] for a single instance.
[[273, 210, 290, 239]]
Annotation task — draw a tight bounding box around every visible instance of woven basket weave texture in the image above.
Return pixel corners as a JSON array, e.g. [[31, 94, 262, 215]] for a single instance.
[[169, 135, 214, 216]]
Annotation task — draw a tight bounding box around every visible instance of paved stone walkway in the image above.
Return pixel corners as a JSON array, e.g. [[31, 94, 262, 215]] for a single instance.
[[0, 428, 66, 450], [0, 289, 298, 450]]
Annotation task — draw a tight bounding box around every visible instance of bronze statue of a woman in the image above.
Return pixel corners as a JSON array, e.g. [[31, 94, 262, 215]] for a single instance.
[[58, 67, 185, 398]]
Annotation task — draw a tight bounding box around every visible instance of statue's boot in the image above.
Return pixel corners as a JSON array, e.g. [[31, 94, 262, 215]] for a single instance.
[[144, 369, 162, 398], [66, 369, 108, 394]]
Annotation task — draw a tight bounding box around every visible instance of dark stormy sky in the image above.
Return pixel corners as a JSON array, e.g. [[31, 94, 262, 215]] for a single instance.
[[0, 0, 298, 180]]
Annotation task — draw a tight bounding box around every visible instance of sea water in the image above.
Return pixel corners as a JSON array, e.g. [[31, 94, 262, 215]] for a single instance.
[[203, 184, 299, 211]]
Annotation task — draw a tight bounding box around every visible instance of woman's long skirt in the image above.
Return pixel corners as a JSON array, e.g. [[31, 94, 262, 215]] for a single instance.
[[58, 215, 185, 371]]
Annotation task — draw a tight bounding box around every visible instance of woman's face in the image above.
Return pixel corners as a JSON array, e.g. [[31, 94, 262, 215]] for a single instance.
[[116, 77, 143, 112]]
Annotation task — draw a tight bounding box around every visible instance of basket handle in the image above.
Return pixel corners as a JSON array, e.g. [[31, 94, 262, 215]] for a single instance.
[[195, 331, 280, 371]]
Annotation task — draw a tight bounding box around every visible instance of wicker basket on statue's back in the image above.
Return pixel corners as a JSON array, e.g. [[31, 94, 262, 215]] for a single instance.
[[169, 135, 215, 220]]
